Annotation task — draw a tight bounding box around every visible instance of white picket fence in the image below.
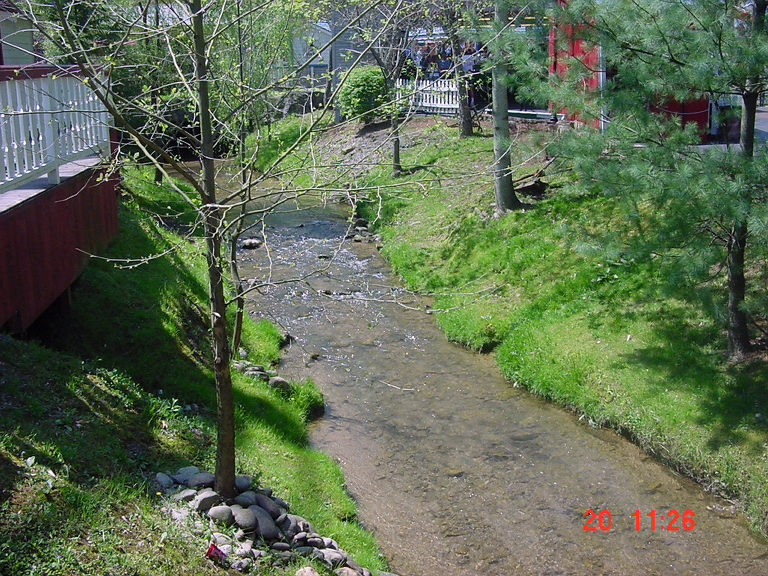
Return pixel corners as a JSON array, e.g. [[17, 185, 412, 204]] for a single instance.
[[395, 78, 459, 116], [0, 70, 111, 194]]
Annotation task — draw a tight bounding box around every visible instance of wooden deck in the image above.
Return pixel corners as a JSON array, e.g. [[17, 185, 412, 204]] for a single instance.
[[0, 63, 118, 332], [0, 158, 119, 332], [0, 155, 102, 213]]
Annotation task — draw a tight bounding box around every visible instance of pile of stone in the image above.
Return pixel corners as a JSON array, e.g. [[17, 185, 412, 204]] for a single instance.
[[155, 465, 373, 575], [345, 217, 379, 244], [231, 361, 296, 397], [232, 360, 276, 381]]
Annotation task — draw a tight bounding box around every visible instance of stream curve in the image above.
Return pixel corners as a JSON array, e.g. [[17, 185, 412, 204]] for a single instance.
[[239, 201, 768, 576]]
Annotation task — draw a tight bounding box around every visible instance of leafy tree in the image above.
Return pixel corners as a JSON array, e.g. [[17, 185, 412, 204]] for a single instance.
[[552, 0, 768, 361]]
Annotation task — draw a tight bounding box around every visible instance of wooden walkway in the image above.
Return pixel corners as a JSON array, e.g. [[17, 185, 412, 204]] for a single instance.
[[0, 155, 102, 213]]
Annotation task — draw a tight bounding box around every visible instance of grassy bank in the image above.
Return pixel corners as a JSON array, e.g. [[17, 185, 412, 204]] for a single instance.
[[337, 118, 768, 534], [0, 167, 385, 575]]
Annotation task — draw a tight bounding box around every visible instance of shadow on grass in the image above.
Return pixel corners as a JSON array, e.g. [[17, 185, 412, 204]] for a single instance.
[[0, 336, 171, 481], [28, 189, 313, 455], [37, 196, 210, 394], [0, 453, 21, 505], [615, 305, 768, 454]]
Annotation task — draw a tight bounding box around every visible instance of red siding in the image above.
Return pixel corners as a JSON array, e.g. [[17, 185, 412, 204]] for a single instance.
[[549, 2, 712, 137], [549, 17, 602, 128], [0, 167, 119, 331], [651, 98, 711, 136]]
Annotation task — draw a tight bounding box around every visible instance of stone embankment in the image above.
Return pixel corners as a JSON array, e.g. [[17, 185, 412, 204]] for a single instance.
[[155, 465, 387, 576]]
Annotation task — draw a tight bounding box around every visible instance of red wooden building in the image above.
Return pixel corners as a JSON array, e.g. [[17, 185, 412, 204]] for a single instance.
[[547, 5, 736, 140], [0, 59, 119, 332]]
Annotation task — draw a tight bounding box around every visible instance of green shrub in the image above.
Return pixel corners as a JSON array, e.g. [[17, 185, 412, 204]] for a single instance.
[[337, 66, 388, 123]]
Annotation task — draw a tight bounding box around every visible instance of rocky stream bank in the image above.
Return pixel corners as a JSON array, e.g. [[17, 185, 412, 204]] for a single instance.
[[154, 465, 390, 576]]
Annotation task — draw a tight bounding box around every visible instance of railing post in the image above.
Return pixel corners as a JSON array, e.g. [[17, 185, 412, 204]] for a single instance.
[[0, 81, 9, 185], [41, 75, 60, 185]]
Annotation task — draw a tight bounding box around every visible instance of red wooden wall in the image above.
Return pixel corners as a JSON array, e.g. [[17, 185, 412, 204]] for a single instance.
[[548, 4, 713, 137], [0, 167, 119, 332], [548, 18, 602, 128]]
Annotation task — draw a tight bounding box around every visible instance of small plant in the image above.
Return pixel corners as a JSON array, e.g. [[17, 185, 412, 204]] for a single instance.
[[289, 379, 325, 422], [337, 66, 389, 124], [143, 395, 182, 428]]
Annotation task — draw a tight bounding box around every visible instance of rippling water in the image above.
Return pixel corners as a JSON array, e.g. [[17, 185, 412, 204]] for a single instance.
[[238, 201, 768, 576]]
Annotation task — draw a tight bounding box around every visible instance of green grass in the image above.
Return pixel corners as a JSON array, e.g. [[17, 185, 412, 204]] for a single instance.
[[348, 118, 768, 536], [246, 113, 332, 179], [0, 166, 386, 575]]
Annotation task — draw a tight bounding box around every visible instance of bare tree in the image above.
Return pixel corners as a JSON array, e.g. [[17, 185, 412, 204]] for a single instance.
[[21, 0, 385, 496]]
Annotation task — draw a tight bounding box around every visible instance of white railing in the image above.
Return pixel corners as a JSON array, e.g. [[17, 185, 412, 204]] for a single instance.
[[0, 69, 111, 194], [396, 78, 459, 116]]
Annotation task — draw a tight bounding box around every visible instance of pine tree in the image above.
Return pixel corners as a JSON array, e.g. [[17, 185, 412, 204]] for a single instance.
[[553, 0, 768, 361]]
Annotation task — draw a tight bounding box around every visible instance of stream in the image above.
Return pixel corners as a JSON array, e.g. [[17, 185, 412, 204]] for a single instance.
[[238, 200, 768, 576]]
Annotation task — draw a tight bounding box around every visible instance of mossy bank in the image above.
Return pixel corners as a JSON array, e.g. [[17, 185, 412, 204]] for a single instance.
[[0, 167, 386, 576]]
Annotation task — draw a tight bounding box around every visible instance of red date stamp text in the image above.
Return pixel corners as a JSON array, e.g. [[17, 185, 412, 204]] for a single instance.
[[582, 509, 695, 532]]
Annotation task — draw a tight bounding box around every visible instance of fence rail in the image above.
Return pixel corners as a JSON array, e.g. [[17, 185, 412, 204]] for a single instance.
[[395, 78, 459, 116], [0, 67, 110, 194]]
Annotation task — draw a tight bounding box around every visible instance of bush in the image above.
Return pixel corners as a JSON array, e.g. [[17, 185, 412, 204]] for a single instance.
[[337, 66, 388, 123]]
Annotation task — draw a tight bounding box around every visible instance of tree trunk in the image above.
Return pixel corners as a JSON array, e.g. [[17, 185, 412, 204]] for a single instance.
[[229, 0, 248, 353], [722, 87, 759, 360], [191, 0, 236, 499], [456, 79, 474, 138], [721, 5, 764, 360], [726, 221, 750, 361], [229, 237, 245, 353], [722, 0, 765, 361], [741, 90, 758, 159], [492, 0, 523, 214], [447, 31, 473, 138], [391, 109, 402, 176]]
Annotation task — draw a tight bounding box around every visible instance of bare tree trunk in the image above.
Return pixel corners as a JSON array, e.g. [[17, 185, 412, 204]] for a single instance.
[[392, 120, 402, 174], [391, 104, 402, 176], [492, 0, 523, 214], [456, 77, 474, 138], [191, 0, 236, 499], [229, 238, 245, 353], [446, 31, 473, 138], [230, 0, 248, 353]]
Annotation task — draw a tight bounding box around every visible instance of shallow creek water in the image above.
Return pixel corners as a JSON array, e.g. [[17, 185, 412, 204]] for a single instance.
[[238, 200, 768, 576]]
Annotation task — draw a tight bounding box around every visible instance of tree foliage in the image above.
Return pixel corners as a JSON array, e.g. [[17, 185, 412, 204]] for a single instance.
[[552, 0, 768, 361], [337, 64, 389, 122]]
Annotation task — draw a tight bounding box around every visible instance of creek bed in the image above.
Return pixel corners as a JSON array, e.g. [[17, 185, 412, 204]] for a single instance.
[[238, 201, 768, 576]]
